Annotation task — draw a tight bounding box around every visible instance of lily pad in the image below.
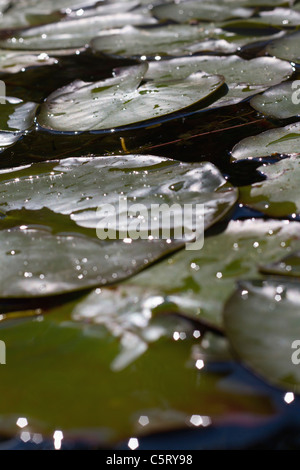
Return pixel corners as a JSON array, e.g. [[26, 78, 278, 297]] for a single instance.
[[240, 0, 296, 5], [0, 132, 22, 152], [260, 251, 300, 277], [37, 63, 225, 132], [68, 1, 152, 18], [0, 97, 37, 132], [239, 156, 300, 217], [224, 279, 300, 393], [258, 7, 300, 27], [0, 154, 236, 232], [266, 30, 300, 63], [250, 82, 300, 120], [231, 122, 300, 161], [0, 0, 108, 30], [0, 50, 58, 74], [95, 220, 300, 328], [223, 8, 300, 31], [153, 1, 254, 23], [0, 305, 274, 443], [90, 23, 283, 58], [0, 227, 189, 298], [0, 12, 157, 50], [0, 5, 63, 31], [146, 55, 293, 108]]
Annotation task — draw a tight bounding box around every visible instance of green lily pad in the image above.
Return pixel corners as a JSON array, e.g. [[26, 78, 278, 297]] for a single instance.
[[231, 122, 300, 161], [68, 285, 227, 370], [240, 0, 296, 5], [0, 12, 157, 50], [224, 279, 300, 393], [0, 50, 58, 74], [239, 156, 300, 217], [0, 305, 274, 443], [0, 132, 22, 152], [258, 7, 300, 27], [266, 30, 300, 63], [0, 11, 62, 31], [67, 1, 152, 19], [90, 23, 284, 58], [250, 82, 300, 119], [37, 63, 225, 132], [95, 219, 300, 328], [0, 227, 191, 298], [153, 1, 254, 23], [146, 55, 293, 108], [223, 8, 300, 31], [0, 97, 37, 132], [260, 251, 300, 277], [0, 155, 237, 233], [0, 0, 111, 30]]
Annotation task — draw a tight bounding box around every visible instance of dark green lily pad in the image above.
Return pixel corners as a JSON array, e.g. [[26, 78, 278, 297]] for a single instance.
[[241, 0, 296, 5], [223, 8, 300, 31], [260, 251, 300, 277], [0, 12, 157, 50], [0, 132, 22, 152], [0, 0, 125, 31], [266, 30, 300, 63], [250, 82, 300, 119], [0, 50, 58, 74], [0, 305, 274, 442], [146, 55, 293, 108], [37, 63, 224, 132], [90, 23, 283, 58], [0, 227, 190, 298], [0, 97, 37, 132], [68, 1, 152, 19], [231, 122, 300, 161], [224, 279, 300, 393], [239, 156, 300, 217], [0, 155, 237, 233], [96, 219, 300, 328], [153, 1, 254, 23]]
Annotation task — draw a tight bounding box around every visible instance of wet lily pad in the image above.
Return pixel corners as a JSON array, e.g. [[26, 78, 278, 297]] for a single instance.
[[266, 30, 300, 63], [0, 306, 274, 443], [0, 50, 58, 74], [0, 227, 188, 298], [37, 63, 225, 132], [95, 220, 300, 328], [0, 132, 22, 152], [68, 1, 152, 19], [231, 122, 300, 161], [239, 156, 300, 217], [153, 1, 254, 23], [0, 154, 237, 234], [146, 55, 293, 108], [250, 82, 300, 119], [0, 12, 157, 50], [260, 251, 300, 277], [224, 279, 300, 393], [240, 0, 296, 5], [0, 97, 37, 132], [90, 23, 283, 58], [223, 8, 300, 31], [0, 0, 117, 30]]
